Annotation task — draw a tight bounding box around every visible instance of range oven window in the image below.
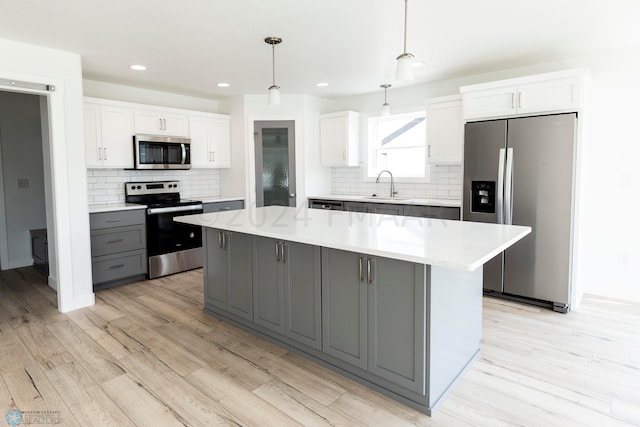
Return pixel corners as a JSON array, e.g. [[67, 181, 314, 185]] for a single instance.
[[146, 205, 202, 257]]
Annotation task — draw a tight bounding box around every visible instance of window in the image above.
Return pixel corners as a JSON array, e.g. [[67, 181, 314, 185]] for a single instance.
[[367, 110, 429, 180]]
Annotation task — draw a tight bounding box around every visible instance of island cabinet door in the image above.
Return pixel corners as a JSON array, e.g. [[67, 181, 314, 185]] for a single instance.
[[321, 248, 368, 370], [204, 229, 228, 310], [283, 242, 322, 350], [367, 257, 427, 395], [226, 232, 253, 321], [252, 236, 285, 334], [204, 229, 253, 320]]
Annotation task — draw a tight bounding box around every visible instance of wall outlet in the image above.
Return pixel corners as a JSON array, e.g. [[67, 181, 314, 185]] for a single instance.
[[17, 178, 29, 189]]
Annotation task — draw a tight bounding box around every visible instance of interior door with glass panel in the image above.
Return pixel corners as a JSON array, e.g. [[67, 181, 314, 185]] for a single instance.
[[254, 120, 296, 207]]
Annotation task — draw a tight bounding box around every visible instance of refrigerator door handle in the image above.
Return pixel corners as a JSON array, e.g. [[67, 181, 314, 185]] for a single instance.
[[497, 148, 506, 224], [505, 147, 514, 225]]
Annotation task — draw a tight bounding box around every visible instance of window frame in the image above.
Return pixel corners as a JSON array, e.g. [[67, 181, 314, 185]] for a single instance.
[[365, 108, 430, 183]]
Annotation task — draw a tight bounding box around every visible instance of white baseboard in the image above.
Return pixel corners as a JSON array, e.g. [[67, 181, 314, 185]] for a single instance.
[[48, 275, 57, 291]]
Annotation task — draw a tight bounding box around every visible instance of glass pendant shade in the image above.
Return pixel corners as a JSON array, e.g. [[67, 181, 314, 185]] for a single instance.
[[268, 85, 281, 106], [395, 53, 414, 81], [381, 103, 391, 116]]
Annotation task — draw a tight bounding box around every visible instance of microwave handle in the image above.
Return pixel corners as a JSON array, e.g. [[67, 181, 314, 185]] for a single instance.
[[181, 143, 187, 165]]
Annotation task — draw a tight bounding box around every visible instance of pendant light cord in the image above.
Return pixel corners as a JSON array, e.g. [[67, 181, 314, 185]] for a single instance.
[[272, 43, 276, 87], [403, 0, 408, 54]]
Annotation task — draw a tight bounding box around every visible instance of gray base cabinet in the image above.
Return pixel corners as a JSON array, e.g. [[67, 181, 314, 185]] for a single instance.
[[336, 200, 459, 219], [203, 200, 245, 213], [90, 209, 147, 289], [204, 229, 253, 321], [253, 236, 322, 350], [321, 248, 425, 394]]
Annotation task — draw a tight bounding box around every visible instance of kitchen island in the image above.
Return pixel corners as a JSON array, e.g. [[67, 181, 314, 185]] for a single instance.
[[176, 206, 530, 415]]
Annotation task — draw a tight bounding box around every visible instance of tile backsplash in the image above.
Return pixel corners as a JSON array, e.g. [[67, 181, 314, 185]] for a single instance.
[[87, 169, 220, 205], [331, 164, 462, 200]]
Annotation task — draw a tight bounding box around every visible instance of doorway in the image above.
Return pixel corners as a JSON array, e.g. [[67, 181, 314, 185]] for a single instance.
[[254, 120, 296, 207], [0, 91, 48, 272]]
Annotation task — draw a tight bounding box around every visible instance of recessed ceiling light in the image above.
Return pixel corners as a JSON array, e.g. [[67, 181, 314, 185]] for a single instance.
[[316, 82, 329, 87], [130, 64, 147, 71], [412, 61, 424, 68], [217, 82, 230, 88]]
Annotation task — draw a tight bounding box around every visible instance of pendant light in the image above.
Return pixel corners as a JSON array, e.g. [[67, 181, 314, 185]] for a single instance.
[[380, 84, 392, 116], [395, 0, 414, 82], [265, 36, 282, 106]]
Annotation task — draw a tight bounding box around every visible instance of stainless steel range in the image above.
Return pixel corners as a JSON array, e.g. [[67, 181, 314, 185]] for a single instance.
[[125, 181, 203, 279]]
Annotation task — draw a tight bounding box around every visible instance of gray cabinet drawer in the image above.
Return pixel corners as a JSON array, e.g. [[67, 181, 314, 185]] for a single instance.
[[90, 225, 145, 257], [203, 200, 244, 213], [92, 249, 146, 285], [403, 205, 460, 220], [90, 209, 145, 230]]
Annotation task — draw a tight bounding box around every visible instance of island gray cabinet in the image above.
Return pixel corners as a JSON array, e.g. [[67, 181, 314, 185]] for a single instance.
[[252, 236, 322, 350], [321, 247, 426, 394], [204, 228, 252, 321]]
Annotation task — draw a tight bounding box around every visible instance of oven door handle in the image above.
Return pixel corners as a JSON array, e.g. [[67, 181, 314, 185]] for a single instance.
[[147, 204, 203, 215]]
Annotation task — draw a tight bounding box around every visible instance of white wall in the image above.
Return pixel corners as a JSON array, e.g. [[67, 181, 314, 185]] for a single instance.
[[83, 80, 219, 112], [0, 91, 47, 268], [0, 37, 94, 312]]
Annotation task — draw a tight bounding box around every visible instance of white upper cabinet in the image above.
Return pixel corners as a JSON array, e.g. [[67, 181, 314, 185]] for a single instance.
[[189, 113, 231, 168], [83, 102, 134, 168], [134, 108, 189, 136], [461, 69, 587, 121], [320, 111, 360, 167], [426, 95, 463, 164]]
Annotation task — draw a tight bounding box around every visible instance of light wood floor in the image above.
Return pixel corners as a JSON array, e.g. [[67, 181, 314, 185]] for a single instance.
[[1, 267, 639, 426]]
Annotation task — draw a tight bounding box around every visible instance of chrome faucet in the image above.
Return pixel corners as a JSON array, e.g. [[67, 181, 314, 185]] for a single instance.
[[375, 170, 398, 198]]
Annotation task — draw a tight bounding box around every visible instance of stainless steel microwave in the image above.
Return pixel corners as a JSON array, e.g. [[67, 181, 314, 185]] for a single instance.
[[133, 134, 191, 170]]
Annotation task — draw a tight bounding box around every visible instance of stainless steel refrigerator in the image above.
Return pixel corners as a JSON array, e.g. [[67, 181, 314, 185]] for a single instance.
[[462, 113, 577, 312]]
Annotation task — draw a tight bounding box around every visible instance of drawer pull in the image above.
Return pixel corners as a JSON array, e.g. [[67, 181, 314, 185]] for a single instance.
[[108, 264, 124, 269], [107, 218, 123, 223], [107, 239, 124, 244]]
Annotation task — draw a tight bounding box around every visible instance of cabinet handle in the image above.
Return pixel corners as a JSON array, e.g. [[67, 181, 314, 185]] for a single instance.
[[222, 232, 228, 249], [212, 151, 215, 162], [107, 238, 123, 244], [281, 243, 287, 263], [359, 256, 364, 282], [106, 218, 123, 223], [159, 118, 163, 130], [218, 231, 223, 248], [367, 258, 373, 284], [275, 241, 280, 262], [103, 147, 107, 160], [109, 264, 124, 269], [511, 93, 515, 109], [98, 147, 102, 160], [518, 92, 523, 108], [428, 144, 431, 158]]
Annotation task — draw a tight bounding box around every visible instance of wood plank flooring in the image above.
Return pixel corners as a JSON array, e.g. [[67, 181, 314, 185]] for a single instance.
[[1, 266, 639, 426]]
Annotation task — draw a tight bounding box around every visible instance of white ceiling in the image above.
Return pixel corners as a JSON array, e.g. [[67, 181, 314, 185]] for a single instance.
[[1, 0, 639, 100]]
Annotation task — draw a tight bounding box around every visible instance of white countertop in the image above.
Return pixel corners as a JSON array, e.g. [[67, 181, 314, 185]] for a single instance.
[[176, 206, 530, 271], [89, 203, 147, 213], [308, 195, 461, 208]]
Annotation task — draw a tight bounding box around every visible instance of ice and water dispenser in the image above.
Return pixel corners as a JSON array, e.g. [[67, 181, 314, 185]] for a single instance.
[[471, 181, 496, 213]]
